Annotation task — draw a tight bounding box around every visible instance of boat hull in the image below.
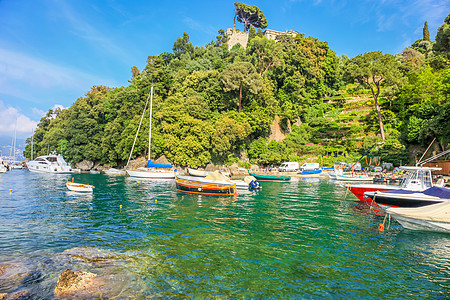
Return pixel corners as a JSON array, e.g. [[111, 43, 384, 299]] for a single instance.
[[336, 174, 373, 181], [347, 184, 398, 201], [175, 177, 236, 196], [387, 202, 450, 232], [28, 167, 73, 174], [390, 214, 450, 232], [300, 169, 322, 175], [365, 192, 446, 208], [126, 170, 175, 179], [66, 182, 94, 192], [248, 172, 290, 181]]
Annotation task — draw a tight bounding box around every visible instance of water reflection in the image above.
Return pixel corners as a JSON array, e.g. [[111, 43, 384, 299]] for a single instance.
[[0, 173, 448, 298]]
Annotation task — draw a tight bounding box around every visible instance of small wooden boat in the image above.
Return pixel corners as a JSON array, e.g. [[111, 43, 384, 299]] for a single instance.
[[66, 180, 95, 192], [175, 175, 237, 196], [248, 171, 290, 181]]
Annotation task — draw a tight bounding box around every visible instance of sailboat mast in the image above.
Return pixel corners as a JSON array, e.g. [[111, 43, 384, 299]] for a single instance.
[[13, 119, 17, 163], [148, 86, 153, 162], [31, 129, 34, 161]]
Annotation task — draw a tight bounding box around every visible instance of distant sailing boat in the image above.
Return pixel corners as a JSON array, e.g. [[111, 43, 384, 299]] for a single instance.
[[126, 86, 175, 179], [11, 119, 24, 169]]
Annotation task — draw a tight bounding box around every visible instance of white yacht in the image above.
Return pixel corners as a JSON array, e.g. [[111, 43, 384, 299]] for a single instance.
[[27, 154, 73, 173], [0, 157, 7, 173]]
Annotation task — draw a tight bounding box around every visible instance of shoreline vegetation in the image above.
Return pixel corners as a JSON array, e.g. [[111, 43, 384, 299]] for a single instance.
[[23, 5, 450, 171]]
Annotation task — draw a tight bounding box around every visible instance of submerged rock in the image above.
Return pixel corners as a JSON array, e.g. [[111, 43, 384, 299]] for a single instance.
[[0, 264, 32, 293], [54, 269, 103, 299], [3, 290, 32, 299]]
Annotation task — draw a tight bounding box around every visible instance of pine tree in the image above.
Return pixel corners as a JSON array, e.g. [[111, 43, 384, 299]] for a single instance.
[[256, 28, 263, 38], [423, 21, 430, 41]]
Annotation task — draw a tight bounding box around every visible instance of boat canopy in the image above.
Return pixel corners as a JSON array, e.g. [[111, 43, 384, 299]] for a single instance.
[[148, 160, 172, 169]]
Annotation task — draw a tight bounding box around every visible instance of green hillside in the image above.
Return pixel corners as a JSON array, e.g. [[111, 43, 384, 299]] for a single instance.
[[24, 11, 450, 169]]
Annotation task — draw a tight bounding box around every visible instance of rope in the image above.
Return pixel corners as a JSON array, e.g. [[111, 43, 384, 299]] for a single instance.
[[344, 186, 349, 201], [369, 194, 376, 210], [126, 90, 152, 169]]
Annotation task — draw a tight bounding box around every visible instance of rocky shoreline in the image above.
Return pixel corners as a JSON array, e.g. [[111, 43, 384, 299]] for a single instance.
[[0, 247, 136, 299]]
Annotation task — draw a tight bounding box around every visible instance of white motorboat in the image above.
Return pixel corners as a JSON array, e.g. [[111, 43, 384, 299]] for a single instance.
[[346, 166, 442, 202], [387, 201, 450, 232], [27, 154, 73, 173]]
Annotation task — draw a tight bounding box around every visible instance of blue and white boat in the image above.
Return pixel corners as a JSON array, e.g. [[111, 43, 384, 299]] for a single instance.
[[365, 186, 450, 209]]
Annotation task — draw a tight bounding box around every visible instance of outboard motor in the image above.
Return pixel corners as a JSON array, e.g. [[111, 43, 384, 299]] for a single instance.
[[249, 180, 260, 190]]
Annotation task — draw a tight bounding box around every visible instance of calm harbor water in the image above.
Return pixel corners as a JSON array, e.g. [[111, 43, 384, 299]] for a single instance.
[[0, 170, 448, 299]]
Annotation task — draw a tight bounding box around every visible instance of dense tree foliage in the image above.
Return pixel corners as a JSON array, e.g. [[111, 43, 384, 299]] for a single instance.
[[234, 2, 268, 32], [345, 51, 403, 140], [24, 14, 450, 168]]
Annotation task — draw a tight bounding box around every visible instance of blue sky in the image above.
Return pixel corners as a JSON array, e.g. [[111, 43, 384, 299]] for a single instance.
[[0, 0, 448, 142]]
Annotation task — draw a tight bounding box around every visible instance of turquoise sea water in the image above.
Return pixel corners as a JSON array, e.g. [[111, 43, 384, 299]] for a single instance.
[[0, 170, 448, 299]]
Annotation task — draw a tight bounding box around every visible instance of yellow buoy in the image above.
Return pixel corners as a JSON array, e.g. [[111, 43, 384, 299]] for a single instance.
[[9, 189, 12, 194], [155, 199, 157, 203]]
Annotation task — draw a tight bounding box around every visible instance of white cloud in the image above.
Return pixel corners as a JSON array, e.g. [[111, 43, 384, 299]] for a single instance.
[[32, 108, 46, 118], [0, 47, 109, 102], [52, 104, 67, 111], [0, 101, 37, 138]]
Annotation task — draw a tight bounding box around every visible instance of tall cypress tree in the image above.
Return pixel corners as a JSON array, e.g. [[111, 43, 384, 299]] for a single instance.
[[248, 25, 256, 42], [423, 21, 430, 41]]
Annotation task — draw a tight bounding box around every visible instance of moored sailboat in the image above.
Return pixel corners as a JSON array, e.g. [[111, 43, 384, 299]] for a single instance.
[[125, 86, 176, 179]]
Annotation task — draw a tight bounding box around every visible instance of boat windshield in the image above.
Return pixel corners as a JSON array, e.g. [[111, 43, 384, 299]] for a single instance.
[[401, 169, 433, 191], [47, 157, 57, 163]]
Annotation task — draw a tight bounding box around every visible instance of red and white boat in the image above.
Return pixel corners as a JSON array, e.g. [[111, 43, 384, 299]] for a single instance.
[[346, 166, 442, 202]]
